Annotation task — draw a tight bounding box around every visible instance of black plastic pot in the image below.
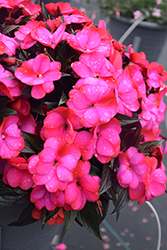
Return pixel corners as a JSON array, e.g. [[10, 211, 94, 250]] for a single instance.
[[108, 16, 167, 62]]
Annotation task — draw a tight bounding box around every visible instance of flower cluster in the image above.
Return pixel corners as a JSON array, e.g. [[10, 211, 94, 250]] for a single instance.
[[0, 0, 167, 238]]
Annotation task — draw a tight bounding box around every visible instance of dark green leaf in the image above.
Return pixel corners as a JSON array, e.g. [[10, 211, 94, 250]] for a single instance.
[[0, 182, 28, 208], [44, 101, 58, 109], [89, 164, 101, 177], [115, 113, 141, 126], [29, 98, 45, 115], [138, 140, 164, 154], [9, 202, 37, 226], [77, 202, 102, 240], [42, 207, 60, 228], [111, 187, 129, 218], [99, 164, 112, 195], [98, 196, 109, 224], [64, 209, 78, 234], [22, 132, 44, 151], [0, 106, 17, 123]]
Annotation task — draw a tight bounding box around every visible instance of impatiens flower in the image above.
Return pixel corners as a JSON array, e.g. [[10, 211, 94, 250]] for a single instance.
[[117, 147, 149, 189], [0, 64, 23, 98], [133, 10, 143, 20], [28, 137, 81, 192], [18, 113, 36, 134], [0, 116, 25, 159], [55, 243, 67, 250], [18, 0, 41, 19], [45, 2, 74, 16], [152, 7, 161, 17], [31, 23, 65, 49], [67, 77, 117, 127], [0, 33, 19, 57], [115, 71, 140, 116], [72, 52, 115, 79], [129, 157, 166, 204], [64, 160, 100, 210], [30, 185, 65, 211], [40, 106, 82, 143], [0, 0, 24, 8], [14, 21, 40, 49], [14, 53, 61, 99], [3, 157, 34, 190]]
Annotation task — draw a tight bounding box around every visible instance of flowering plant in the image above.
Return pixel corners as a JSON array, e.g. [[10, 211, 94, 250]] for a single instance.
[[97, 0, 167, 25], [0, 0, 167, 240]]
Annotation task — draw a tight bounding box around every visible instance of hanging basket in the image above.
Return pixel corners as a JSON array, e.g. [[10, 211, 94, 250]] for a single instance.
[[109, 15, 167, 62], [0, 202, 60, 250]]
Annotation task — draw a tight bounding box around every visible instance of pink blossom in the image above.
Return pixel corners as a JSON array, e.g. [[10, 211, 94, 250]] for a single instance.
[[30, 185, 65, 211], [115, 71, 140, 116], [14, 53, 61, 99], [63, 13, 92, 26], [14, 21, 40, 49], [3, 157, 34, 190], [0, 64, 23, 98], [64, 160, 100, 210], [40, 106, 82, 142], [31, 23, 65, 49], [18, 113, 36, 134], [156, 0, 162, 4], [67, 77, 117, 128], [55, 243, 67, 250], [0, 32, 19, 57], [0, 0, 24, 8], [91, 118, 121, 163], [28, 137, 81, 192], [0, 116, 25, 159], [152, 7, 161, 17], [117, 147, 149, 189], [133, 10, 143, 20], [72, 52, 115, 79], [45, 2, 74, 16], [11, 98, 31, 116], [19, 1, 41, 19]]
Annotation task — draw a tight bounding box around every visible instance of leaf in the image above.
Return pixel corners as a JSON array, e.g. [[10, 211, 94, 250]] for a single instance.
[[138, 140, 164, 154], [58, 91, 68, 106], [64, 209, 78, 234], [22, 132, 44, 152], [0, 106, 17, 123], [111, 187, 129, 220], [42, 207, 60, 228], [2, 24, 20, 34], [98, 196, 109, 224], [89, 164, 101, 177], [29, 98, 45, 115], [9, 202, 37, 226], [77, 202, 102, 240], [98, 164, 112, 195], [115, 113, 141, 126], [0, 181, 28, 208]]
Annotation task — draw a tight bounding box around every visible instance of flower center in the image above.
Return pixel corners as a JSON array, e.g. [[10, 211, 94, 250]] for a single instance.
[[38, 74, 43, 79]]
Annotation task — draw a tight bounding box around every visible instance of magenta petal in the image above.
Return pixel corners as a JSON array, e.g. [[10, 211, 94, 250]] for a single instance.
[[150, 169, 166, 184], [45, 175, 59, 194], [72, 91, 91, 109], [59, 154, 78, 170], [44, 191, 55, 211], [72, 61, 93, 78], [96, 137, 116, 156], [87, 31, 100, 50], [31, 85, 45, 99], [118, 170, 132, 186], [129, 172, 139, 189], [64, 182, 78, 204], [33, 168, 55, 185], [76, 28, 89, 49], [149, 181, 166, 196], [57, 165, 73, 182], [79, 175, 99, 192], [71, 188, 86, 210]]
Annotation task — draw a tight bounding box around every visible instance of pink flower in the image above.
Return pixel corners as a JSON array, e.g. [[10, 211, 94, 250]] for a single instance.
[[55, 243, 67, 250], [0, 0, 24, 8], [152, 7, 161, 17], [45, 2, 74, 16], [133, 10, 143, 20], [67, 77, 117, 128], [115, 71, 140, 116], [64, 160, 100, 210], [129, 157, 166, 204], [40, 106, 82, 142], [14, 21, 40, 49], [18, 113, 36, 134], [0, 116, 25, 159], [117, 147, 149, 189], [0, 32, 19, 57], [18, 1, 41, 19], [72, 52, 115, 79], [30, 185, 65, 211], [28, 137, 81, 192], [14, 53, 61, 99], [3, 157, 34, 190], [0, 64, 23, 98], [31, 23, 65, 49], [91, 118, 121, 163]]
